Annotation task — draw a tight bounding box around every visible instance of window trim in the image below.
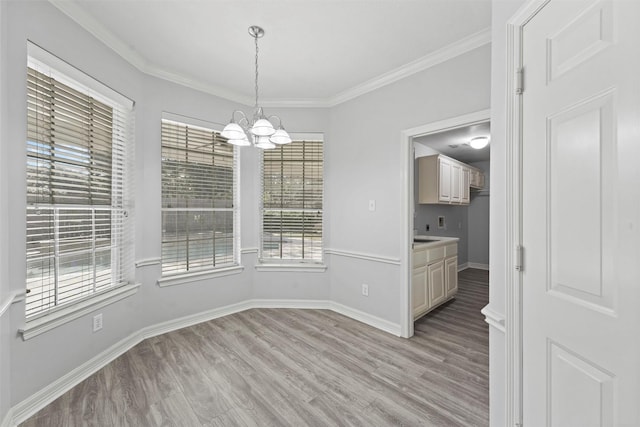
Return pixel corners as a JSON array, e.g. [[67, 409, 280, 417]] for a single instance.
[[160, 113, 240, 278], [19, 282, 140, 340], [24, 42, 135, 323], [259, 133, 325, 265]]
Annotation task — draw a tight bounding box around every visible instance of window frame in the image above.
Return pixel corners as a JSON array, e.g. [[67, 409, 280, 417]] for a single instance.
[[159, 113, 241, 282], [259, 134, 325, 268], [21, 43, 137, 339]]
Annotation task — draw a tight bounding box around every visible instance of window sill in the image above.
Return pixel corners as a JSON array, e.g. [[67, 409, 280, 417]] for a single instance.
[[157, 265, 244, 288], [19, 283, 141, 341], [255, 263, 327, 273]]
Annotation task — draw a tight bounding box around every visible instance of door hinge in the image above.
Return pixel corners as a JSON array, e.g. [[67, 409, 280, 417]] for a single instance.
[[515, 245, 524, 271], [516, 67, 524, 95]]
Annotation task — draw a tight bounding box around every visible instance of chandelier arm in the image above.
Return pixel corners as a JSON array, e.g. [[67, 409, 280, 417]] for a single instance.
[[267, 115, 284, 129]]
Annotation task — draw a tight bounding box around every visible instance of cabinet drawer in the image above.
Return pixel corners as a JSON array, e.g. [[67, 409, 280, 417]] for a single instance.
[[427, 246, 445, 262], [445, 244, 457, 257], [413, 248, 428, 267]]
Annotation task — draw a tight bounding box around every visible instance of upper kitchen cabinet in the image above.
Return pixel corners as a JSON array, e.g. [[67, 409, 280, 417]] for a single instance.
[[417, 154, 482, 205]]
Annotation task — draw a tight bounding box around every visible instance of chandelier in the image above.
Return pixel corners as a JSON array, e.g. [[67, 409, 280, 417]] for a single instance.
[[221, 26, 291, 149]]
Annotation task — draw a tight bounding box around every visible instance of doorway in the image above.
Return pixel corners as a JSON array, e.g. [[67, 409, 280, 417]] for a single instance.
[[400, 109, 490, 338]]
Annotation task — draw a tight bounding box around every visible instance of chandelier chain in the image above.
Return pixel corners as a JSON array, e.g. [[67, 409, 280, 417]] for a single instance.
[[254, 33, 259, 109]]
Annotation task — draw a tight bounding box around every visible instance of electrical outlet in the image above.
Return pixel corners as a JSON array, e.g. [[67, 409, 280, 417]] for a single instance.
[[93, 313, 103, 332], [362, 284, 369, 297], [368, 199, 376, 211]]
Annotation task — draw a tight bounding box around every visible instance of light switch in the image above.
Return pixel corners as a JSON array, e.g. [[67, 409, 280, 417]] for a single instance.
[[368, 199, 376, 211]]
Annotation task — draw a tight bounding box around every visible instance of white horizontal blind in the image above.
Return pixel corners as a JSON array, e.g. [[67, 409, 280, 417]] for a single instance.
[[261, 140, 323, 262], [26, 64, 134, 318], [161, 119, 237, 275]]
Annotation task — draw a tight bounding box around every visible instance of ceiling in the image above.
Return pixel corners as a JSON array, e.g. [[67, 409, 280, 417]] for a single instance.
[[50, 0, 492, 106], [414, 121, 490, 163]]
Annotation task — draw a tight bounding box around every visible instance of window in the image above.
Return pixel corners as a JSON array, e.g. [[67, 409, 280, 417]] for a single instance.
[[261, 139, 323, 262], [161, 119, 238, 276], [26, 56, 134, 319]]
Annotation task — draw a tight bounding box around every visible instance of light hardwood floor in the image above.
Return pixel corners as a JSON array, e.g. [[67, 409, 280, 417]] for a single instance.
[[21, 269, 489, 426]]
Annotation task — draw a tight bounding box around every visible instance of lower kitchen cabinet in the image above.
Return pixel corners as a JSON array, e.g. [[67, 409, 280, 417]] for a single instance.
[[412, 266, 429, 316], [445, 256, 458, 298], [428, 260, 446, 307], [412, 242, 458, 320]]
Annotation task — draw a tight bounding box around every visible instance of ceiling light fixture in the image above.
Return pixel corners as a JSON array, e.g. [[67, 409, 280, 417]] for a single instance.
[[469, 136, 490, 150], [222, 26, 291, 149]]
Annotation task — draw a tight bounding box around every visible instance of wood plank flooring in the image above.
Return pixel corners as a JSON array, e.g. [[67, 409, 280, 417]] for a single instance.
[[21, 269, 489, 426]]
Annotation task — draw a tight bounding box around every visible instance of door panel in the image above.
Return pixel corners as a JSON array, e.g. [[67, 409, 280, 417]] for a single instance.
[[412, 266, 428, 318], [428, 260, 445, 307], [522, 1, 640, 425]]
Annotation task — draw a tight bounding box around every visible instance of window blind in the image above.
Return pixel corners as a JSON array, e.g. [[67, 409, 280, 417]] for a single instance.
[[26, 64, 134, 318], [261, 140, 323, 262], [161, 119, 238, 275]]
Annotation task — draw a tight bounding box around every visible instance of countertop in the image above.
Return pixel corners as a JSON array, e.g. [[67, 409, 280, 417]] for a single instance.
[[413, 235, 459, 249]]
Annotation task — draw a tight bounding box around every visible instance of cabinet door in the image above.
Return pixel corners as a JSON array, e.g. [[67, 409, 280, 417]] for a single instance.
[[412, 266, 429, 318], [428, 260, 446, 307], [451, 164, 461, 203], [438, 158, 451, 202], [461, 168, 470, 204], [445, 256, 458, 297]]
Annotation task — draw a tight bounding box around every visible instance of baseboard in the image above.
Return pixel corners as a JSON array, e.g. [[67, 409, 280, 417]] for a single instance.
[[140, 300, 253, 340], [11, 331, 143, 426], [0, 408, 13, 427], [250, 299, 331, 310], [468, 262, 489, 271], [329, 302, 402, 337], [8, 297, 401, 425], [457, 262, 469, 272]]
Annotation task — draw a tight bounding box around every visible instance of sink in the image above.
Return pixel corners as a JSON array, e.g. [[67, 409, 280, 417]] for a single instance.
[[414, 239, 439, 243]]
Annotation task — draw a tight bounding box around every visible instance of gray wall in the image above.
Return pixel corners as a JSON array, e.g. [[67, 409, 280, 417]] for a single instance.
[[327, 45, 490, 323], [1, 0, 12, 422], [0, 0, 491, 420], [468, 160, 490, 266]]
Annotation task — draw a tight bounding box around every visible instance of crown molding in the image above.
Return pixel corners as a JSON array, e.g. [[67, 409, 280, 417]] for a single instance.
[[327, 27, 491, 107], [48, 1, 490, 108]]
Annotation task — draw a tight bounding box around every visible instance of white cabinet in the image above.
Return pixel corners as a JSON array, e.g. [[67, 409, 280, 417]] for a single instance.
[[412, 241, 458, 320], [417, 154, 483, 205], [428, 260, 446, 307], [438, 157, 452, 202], [445, 256, 458, 298], [461, 168, 470, 204], [469, 168, 485, 190], [451, 163, 462, 203], [412, 266, 429, 315]]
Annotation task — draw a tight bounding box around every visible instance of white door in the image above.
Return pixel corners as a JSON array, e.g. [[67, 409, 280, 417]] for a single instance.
[[522, 1, 640, 426]]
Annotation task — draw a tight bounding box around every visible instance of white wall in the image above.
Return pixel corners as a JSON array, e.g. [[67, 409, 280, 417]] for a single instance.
[[327, 45, 491, 325], [489, 1, 528, 426]]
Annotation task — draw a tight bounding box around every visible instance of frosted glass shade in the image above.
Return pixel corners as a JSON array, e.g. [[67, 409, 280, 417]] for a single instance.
[[250, 119, 276, 136], [270, 128, 292, 145], [221, 122, 246, 140], [255, 136, 276, 149], [470, 136, 489, 149]]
